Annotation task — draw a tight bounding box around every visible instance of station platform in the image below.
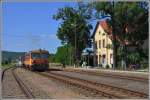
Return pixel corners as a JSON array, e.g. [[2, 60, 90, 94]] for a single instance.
[[62, 66, 149, 79], [49, 64, 149, 78]]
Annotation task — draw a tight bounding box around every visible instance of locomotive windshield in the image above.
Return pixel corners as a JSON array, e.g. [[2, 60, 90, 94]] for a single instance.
[[31, 53, 41, 59], [31, 53, 49, 59], [41, 53, 49, 59]]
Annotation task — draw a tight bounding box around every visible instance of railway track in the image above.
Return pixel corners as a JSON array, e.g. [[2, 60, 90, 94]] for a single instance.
[[37, 71, 148, 99], [11, 67, 35, 99], [1, 67, 12, 82], [63, 69, 148, 83]]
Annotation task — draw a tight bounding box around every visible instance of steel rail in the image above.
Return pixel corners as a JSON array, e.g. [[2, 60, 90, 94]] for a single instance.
[[12, 67, 35, 99], [36, 71, 126, 99], [1, 67, 12, 82], [45, 71, 148, 99], [64, 69, 148, 83]]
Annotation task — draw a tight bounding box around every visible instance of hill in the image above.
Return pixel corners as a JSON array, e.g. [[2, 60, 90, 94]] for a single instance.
[[2, 51, 26, 62]]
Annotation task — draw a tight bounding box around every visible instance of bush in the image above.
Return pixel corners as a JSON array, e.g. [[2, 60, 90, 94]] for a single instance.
[[99, 64, 102, 67], [5, 61, 8, 65], [105, 64, 110, 69], [128, 52, 140, 64], [140, 59, 148, 69]]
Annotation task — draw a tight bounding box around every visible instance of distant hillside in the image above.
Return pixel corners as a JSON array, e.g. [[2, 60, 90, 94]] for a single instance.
[[2, 51, 26, 62]]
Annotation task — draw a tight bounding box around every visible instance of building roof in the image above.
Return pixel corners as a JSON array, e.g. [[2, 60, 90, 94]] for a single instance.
[[91, 20, 131, 45], [91, 20, 112, 38]]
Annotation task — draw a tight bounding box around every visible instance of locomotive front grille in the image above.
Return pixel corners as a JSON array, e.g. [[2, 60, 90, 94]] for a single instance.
[[32, 63, 49, 71]]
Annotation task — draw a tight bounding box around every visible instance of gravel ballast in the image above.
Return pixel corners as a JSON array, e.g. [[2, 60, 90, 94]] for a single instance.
[[65, 67, 149, 79], [15, 67, 97, 99], [2, 67, 148, 99], [50, 71, 149, 94], [2, 68, 27, 99]]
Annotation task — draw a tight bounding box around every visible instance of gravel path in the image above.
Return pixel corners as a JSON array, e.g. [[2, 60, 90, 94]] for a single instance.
[[15, 68, 98, 99], [51, 71, 149, 94], [2, 68, 27, 99]]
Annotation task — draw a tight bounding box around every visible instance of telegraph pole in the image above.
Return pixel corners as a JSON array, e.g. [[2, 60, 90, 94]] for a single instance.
[[112, 1, 117, 69], [75, 20, 77, 67]]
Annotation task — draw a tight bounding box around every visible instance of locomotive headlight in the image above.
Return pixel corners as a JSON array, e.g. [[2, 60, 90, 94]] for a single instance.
[[32, 60, 36, 64]]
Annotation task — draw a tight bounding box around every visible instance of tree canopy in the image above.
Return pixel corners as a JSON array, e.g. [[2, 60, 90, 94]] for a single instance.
[[93, 1, 148, 47], [53, 3, 93, 62], [54, 45, 74, 65]]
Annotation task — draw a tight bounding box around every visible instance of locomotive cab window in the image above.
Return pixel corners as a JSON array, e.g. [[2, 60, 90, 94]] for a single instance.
[[31, 53, 41, 59], [41, 53, 49, 59]]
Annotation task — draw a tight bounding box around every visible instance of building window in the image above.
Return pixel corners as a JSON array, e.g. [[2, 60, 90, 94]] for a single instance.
[[99, 31, 101, 34], [99, 40, 101, 48], [103, 39, 105, 48], [102, 33, 105, 35]]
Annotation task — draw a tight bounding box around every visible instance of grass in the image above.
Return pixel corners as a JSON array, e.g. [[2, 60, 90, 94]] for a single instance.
[[1, 63, 15, 70]]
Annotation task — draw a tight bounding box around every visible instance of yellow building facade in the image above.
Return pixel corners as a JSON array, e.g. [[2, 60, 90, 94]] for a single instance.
[[92, 21, 113, 68]]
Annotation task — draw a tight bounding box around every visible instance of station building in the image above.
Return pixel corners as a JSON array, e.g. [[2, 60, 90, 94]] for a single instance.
[[92, 19, 148, 69], [92, 20, 113, 68]]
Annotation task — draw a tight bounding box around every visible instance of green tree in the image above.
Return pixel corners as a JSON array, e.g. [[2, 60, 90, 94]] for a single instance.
[[48, 54, 55, 63], [54, 44, 74, 65], [53, 3, 93, 64]]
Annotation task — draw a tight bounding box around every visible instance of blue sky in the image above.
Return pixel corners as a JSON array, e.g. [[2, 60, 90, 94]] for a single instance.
[[2, 2, 97, 54]]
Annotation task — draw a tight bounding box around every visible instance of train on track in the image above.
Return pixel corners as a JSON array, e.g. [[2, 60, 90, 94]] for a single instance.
[[21, 49, 49, 71]]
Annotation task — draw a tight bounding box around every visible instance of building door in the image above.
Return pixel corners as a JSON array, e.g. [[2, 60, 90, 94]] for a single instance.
[[110, 54, 113, 68], [99, 55, 101, 67], [102, 55, 106, 67], [94, 55, 98, 67], [96, 55, 98, 66]]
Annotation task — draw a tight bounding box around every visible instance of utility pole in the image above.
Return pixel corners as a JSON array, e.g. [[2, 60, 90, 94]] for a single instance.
[[112, 1, 117, 69], [75, 20, 77, 67]]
